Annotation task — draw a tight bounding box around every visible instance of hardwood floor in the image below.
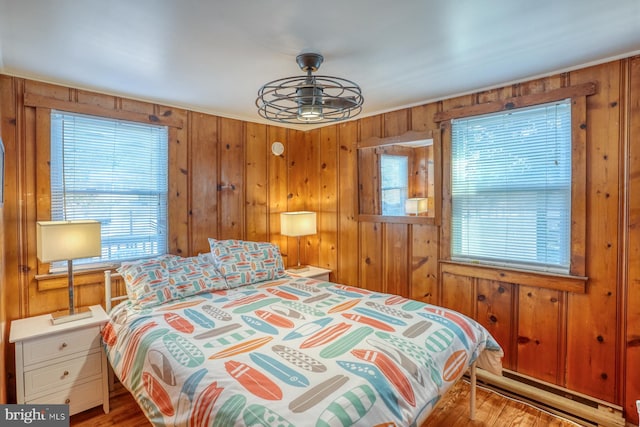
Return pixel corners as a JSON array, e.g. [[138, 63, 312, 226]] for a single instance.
[[71, 380, 581, 426], [70, 387, 148, 427]]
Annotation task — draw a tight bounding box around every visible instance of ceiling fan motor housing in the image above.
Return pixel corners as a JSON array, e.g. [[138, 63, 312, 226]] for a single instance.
[[296, 53, 324, 72]]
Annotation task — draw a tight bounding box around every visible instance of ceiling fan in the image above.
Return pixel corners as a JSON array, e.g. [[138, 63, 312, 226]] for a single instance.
[[256, 53, 364, 124]]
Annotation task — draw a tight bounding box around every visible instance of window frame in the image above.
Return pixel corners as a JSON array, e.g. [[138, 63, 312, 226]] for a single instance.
[[436, 84, 593, 281], [450, 99, 573, 274], [33, 104, 180, 280], [48, 110, 169, 270]]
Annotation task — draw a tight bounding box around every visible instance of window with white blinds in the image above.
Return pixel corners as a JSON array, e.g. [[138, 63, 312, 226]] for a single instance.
[[50, 111, 168, 267], [451, 99, 572, 273]]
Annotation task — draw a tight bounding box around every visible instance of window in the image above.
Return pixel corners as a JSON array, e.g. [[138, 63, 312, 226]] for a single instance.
[[451, 99, 571, 273], [380, 154, 409, 216], [50, 111, 168, 266]]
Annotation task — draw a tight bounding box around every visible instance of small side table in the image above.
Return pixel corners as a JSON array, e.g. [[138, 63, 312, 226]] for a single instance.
[[9, 305, 110, 416], [286, 265, 332, 281]]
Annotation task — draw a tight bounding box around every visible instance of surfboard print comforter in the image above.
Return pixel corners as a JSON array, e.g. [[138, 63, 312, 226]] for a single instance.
[[103, 276, 503, 427]]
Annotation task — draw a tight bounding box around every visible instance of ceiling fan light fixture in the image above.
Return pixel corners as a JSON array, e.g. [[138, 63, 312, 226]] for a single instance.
[[256, 53, 363, 125], [298, 104, 323, 122], [296, 84, 324, 121]]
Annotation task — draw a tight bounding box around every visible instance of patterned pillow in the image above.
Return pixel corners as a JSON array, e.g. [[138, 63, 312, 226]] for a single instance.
[[164, 255, 228, 300], [117, 254, 176, 307], [208, 238, 286, 287], [118, 254, 228, 308]]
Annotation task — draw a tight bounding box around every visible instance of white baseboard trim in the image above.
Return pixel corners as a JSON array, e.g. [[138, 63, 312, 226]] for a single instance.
[[476, 369, 626, 427]]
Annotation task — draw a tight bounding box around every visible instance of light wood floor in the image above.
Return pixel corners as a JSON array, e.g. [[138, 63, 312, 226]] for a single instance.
[[71, 380, 581, 426]]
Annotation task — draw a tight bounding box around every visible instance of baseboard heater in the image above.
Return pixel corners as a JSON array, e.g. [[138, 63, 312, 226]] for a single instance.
[[474, 369, 626, 427]]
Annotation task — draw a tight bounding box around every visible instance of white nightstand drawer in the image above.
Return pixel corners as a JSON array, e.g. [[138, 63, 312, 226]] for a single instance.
[[24, 351, 103, 397], [22, 325, 101, 366], [28, 378, 104, 416]]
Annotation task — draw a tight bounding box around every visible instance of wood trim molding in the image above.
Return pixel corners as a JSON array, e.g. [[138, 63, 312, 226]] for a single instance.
[[24, 92, 184, 128], [357, 214, 435, 225], [569, 95, 587, 276], [433, 82, 597, 122], [440, 260, 587, 294], [358, 129, 433, 149]]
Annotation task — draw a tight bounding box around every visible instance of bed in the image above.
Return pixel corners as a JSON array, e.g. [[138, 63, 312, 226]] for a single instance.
[[102, 239, 503, 426]]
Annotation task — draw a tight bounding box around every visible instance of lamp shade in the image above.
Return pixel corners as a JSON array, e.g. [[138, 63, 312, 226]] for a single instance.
[[405, 198, 428, 215], [36, 220, 102, 262], [280, 212, 317, 237]]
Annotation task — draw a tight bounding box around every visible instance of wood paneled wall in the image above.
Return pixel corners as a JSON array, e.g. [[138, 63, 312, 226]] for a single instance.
[[0, 82, 6, 404], [626, 56, 640, 426], [1, 54, 639, 423]]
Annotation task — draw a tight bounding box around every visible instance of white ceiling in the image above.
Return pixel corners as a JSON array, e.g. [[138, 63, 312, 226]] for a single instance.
[[1, 0, 639, 130]]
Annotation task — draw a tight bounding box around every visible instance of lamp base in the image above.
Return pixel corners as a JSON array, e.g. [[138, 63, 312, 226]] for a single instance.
[[50, 306, 93, 325], [287, 265, 309, 272]]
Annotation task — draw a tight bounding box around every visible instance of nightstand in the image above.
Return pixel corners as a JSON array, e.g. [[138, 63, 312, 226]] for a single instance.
[[286, 265, 332, 281], [9, 305, 110, 416]]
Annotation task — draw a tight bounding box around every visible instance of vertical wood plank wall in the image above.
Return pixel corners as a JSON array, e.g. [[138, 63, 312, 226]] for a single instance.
[[626, 56, 640, 426], [0, 79, 5, 404], [1, 54, 639, 423]]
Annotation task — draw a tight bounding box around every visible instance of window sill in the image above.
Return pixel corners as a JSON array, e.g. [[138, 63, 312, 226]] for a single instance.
[[358, 214, 436, 225], [439, 260, 588, 294]]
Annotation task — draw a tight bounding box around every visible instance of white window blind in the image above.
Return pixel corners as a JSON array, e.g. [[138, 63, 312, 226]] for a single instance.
[[451, 99, 571, 273], [380, 154, 409, 216], [50, 111, 168, 266]]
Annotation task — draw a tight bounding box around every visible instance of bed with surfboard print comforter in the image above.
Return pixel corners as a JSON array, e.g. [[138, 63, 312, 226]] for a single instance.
[[102, 240, 503, 427]]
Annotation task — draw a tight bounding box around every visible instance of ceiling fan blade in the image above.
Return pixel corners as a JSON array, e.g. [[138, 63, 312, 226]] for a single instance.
[[323, 97, 358, 109]]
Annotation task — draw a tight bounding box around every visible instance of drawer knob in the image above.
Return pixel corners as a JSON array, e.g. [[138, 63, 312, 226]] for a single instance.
[[63, 371, 69, 377], [65, 399, 70, 404], [61, 343, 68, 349]]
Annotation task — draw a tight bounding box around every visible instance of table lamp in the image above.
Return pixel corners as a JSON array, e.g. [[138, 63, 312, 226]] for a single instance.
[[280, 211, 317, 271], [36, 220, 102, 324]]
